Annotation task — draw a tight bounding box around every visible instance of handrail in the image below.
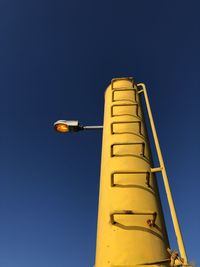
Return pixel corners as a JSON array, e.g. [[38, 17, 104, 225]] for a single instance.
[[137, 83, 188, 264]]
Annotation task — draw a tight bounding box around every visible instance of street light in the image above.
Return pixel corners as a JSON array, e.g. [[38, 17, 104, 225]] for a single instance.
[[53, 78, 190, 267], [54, 120, 103, 133]]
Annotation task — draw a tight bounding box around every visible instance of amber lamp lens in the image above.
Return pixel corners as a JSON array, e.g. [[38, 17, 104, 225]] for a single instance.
[[55, 124, 69, 133]]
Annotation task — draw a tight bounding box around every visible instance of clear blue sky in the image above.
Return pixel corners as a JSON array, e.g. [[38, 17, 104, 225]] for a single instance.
[[0, 1, 199, 266]]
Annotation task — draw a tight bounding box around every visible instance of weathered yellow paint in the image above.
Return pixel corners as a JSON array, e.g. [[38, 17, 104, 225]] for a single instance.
[[95, 78, 170, 267]]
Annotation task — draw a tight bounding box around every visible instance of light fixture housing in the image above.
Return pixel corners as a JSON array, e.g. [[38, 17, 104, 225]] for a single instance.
[[54, 120, 83, 133]]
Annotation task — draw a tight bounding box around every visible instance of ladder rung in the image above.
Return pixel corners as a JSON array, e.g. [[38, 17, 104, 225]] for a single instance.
[[111, 171, 151, 188], [110, 210, 157, 227]]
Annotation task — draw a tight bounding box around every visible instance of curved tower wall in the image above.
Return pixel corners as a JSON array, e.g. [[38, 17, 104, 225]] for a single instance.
[[95, 78, 169, 267]]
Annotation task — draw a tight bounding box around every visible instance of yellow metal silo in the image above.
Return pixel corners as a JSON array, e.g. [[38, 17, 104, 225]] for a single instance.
[[94, 78, 188, 267]]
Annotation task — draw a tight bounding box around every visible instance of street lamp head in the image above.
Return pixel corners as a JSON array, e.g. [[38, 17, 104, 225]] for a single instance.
[[54, 120, 82, 133]]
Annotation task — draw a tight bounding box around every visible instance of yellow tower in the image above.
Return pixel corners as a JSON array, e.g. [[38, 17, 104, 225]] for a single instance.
[[94, 78, 188, 267]]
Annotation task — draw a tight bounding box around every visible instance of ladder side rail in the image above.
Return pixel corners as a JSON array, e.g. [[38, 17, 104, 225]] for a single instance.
[[137, 83, 188, 264]]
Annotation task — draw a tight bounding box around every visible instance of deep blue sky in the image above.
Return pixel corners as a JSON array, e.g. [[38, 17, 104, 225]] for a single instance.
[[0, 1, 199, 266]]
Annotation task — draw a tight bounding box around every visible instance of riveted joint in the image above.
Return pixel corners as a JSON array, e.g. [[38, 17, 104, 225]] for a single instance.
[[147, 219, 155, 227], [167, 248, 184, 267], [147, 212, 157, 227]]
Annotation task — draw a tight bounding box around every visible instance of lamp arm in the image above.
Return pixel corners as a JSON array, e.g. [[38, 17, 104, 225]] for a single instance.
[[82, 125, 103, 130]]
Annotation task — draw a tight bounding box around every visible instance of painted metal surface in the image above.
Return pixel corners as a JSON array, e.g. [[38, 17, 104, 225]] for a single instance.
[[137, 83, 188, 264], [95, 78, 171, 267]]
